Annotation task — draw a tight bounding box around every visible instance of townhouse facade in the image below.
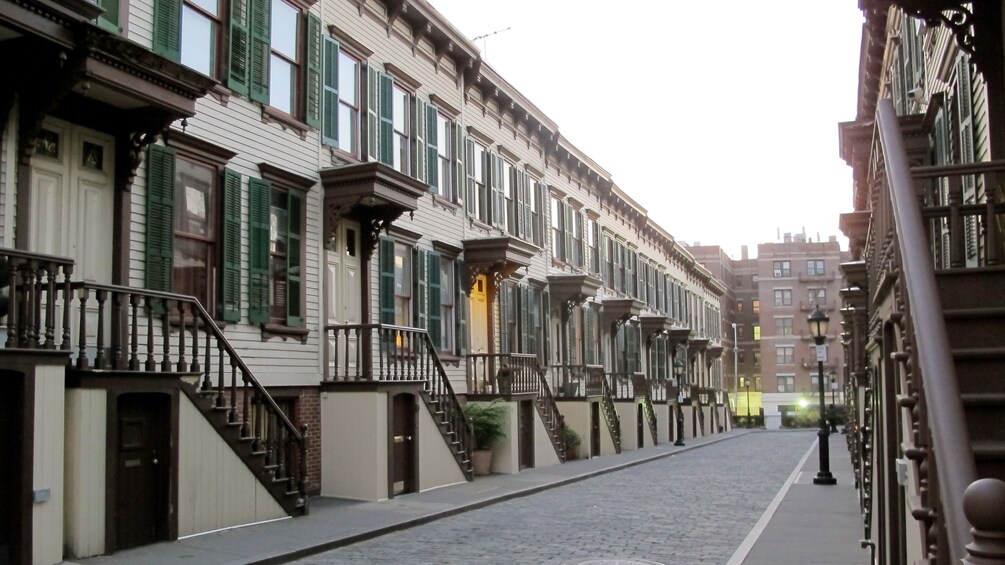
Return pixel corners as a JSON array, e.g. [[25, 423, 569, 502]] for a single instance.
[[0, 0, 727, 562], [838, 1, 1005, 563]]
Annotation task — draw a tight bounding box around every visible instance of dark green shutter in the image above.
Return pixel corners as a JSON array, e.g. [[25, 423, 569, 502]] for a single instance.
[[519, 285, 530, 353], [97, 0, 121, 32], [426, 105, 438, 190], [366, 66, 379, 161], [499, 282, 511, 354], [378, 72, 393, 165], [378, 237, 395, 324], [248, 0, 270, 104], [152, 0, 181, 60], [221, 169, 242, 322], [453, 122, 464, 202], [528, 287, 539, 357], [414, 248, 427, 329], [145, 145, 176, 292], [305, 13, 322, 129], [456, 259, 467, 355], [491, 154, 505, 228], [286, 191, 303, 327], [428, 252, 441, 349], [413, 97, 426, 182], [248, 178, 271, 324], [321, 36, 339, 146], [563, 201, 573, 262], [464, 138, 476, 215], [583, 306, 594, 365], [228, 0, 250, 95]]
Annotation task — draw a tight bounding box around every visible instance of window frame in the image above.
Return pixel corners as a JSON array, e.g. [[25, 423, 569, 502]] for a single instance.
[[772, 260, 791, 278]]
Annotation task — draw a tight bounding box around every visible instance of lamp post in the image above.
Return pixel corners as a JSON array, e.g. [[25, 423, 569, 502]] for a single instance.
[[731, 322, 739, 418], [829, 371, 839, 433], [673, 357, 685, 446], [808, 306, 837, 485]]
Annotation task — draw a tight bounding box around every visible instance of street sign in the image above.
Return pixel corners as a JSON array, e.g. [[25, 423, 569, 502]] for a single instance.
[[816, 344, 828, 362]]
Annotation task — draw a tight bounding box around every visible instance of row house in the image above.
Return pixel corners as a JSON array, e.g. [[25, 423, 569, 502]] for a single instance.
[[0, 0, 726, 562], [838, 1, 1005, 563]]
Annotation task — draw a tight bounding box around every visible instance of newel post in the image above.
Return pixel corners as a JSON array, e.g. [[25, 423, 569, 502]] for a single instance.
[[963, 478, 1005, 564]]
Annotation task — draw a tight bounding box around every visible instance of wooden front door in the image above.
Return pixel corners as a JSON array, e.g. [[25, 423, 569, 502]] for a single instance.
[[518, 400, 534, 470], [637, 403, 644, 448], [590, 401, 600, 457], [326, 220, 362, 374], [391, 393, 417, 496], [115, 393, 170, 550], [0, 372, 25, 565], [469, 274, 489, 350]]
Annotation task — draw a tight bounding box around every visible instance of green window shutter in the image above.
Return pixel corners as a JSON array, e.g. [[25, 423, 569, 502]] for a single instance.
[[145, 145, 176, 292], [456, 259, 467, 355], [366, 66, 379, 161], [321, 36, 339, 146], [414, 248, 427, 329], [499, 282, 511, 354], [600, 232, 609, 286], [286, 191, 303, 327], [562, 201, 573, 262], [378, 238, 395, 324], [583, 306, 594, 364], [221, 169, 242, 322], [464, 138, 476, 215], [227, 0, 250, 95], [480, 149, 492, 221], [248, 0, 271, 104], [490, 153, 505, 228], [97, 0, 121, 32], [248, 178, 271, 324], [152, 0, 181, 60], [528, 287, 539, 357], [304, 13, 322, 129], [519, 285, 530, 353], [426, 105, 438, 190], [413, 96, 426, 182], [519, 171, 531, 241], [428, 252, 441, 349], [378, 72, 393, 165]]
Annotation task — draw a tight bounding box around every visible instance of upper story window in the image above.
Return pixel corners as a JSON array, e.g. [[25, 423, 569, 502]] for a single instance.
[[808, 288, 826, 306], [434, 113, 453, 200], [806, 259, 825, 276], [736, 300, 744, 313], [501, 159, 515, 233], [773, 288, 792, 307], [752, 299, 760, 314], [777, 317, 793, 335], [465, 140, 488, 222], [772, 260, 790, 278], [391, 84, 409, 173], [180, 0, 220, 76], [776, 346, 794, 365], [321, 37, 360, 155], [530, 181, 544, 247], [550, 196, 564, 261], [570, 208, 584, 268], [269, 0, 300, 115], [586, 219, 599, 274], [753, 324, 761, 340]]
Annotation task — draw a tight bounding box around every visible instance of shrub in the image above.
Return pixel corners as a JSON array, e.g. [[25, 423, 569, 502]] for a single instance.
[[463, 400, 508, 450]]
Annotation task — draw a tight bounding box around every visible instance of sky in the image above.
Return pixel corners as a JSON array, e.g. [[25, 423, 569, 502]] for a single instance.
[[426, 1, 865, 259]]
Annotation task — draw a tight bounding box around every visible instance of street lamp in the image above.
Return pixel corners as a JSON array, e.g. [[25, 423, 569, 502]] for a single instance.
[[731, 322, 739, 419], [829, 371, 839, 433], [808, 305, 837, 485], [673, 357, 685, 446]]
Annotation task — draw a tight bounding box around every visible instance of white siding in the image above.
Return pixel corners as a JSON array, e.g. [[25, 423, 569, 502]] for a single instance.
[[321, 391, 388, 500], [63, 389, 107, 559]]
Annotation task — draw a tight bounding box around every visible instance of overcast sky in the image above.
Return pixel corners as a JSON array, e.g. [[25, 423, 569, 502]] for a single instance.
[[427, 1, 864, 259]]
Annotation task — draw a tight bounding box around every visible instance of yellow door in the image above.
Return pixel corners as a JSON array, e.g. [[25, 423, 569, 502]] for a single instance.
[[469, 275, 489, 390]]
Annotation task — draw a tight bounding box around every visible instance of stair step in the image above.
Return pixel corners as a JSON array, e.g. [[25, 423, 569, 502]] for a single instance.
[[952, 348, 1005, 394], [936, 267, 1005, 310], [944, 309, 1005, 349]]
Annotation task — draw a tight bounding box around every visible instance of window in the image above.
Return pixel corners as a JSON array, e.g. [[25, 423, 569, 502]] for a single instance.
[[268, 0, 300, 115], [777, 375, 794, 393], [550, 196, 564, 260], [433, 113, 453, 200], [774, 289, 792, 307], [772, 260, 790, 277], [571, 209, 584, 267], [776, 346, 794, 365], [753, 325, 761, 340], [752, 299, 760, 314], [392, 242, 411, 325], [321, 37, 360, 154], [736, 300, 743, 313], [180, 0, 221, 76], [465, 140, 488, 222], [439, 259, 455, 352], [247, 176, 304, 328], [753, 351, 761, 365], [391, 84, 409, 173], [807, 259, 825, 276], [777, 317, 793, 335], [145, 140, 239, 322], [530, 181, 544, 246], [808, 288, 826, 306], [587, 218, 600, 274]]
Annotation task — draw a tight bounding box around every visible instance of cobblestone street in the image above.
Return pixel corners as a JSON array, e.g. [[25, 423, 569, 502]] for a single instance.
[[296, 431, 818, 565]]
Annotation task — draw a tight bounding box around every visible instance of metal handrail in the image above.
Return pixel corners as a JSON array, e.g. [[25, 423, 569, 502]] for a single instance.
[[877, 99, 976, 560]]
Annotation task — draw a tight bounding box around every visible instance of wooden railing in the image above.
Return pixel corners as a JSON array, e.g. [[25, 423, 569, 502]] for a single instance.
[[606, 371, 642, 400], [550, 364, 604, 398], [599, 376, 621, 454], [534, 368, 566, 461], [0, 254, 309, 512], [325, 323, 473, 478], [874, 99, 985, 561], [650, 379, 668, 403], [466, 353, 539, 395], [2, 249, 74, 349]]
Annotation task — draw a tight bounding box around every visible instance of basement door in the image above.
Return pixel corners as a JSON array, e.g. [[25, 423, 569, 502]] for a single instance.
[[519, 400, 534, 469], [391, 393, 417, 496], [115, 393, 170, 550], [0, 372, 25, 565], [590, 402, 600, 457], [637, 403, 644, 448], [325, 220, 361, 376]]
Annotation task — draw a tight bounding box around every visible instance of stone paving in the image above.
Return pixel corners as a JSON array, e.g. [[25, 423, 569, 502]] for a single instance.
[[294, 431, 818, 565]]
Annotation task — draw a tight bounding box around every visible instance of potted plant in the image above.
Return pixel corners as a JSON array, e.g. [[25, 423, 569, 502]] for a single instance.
[[463, 400, 508, 475], [563, 426, 582, 461]]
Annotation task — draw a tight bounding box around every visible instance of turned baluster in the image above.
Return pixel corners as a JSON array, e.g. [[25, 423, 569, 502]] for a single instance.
[[948, 175, 964, 268], [229, 359, 238, 423], [60, 265, 72, 351], [373, 326, 381, 381], [241, 376, 250, 437], [277, 424, 288, 480], [20, 263, 35, 346], [93, 289, 107, 369], [251, 391, 262, 452], [109, 291, 123, 368], [129, 294, 140, 370], [43, 266, 56, 348], [176, 300, 187, 371], [161, 300, 171, 371], [201, 331, 211, 390], [6, 260, 19, 348], [145, 298, 156, 371], [215, 342, 225, 408], [31, 264, 43, 346], [76, 289, 89, 369], [190, 312, 200, 373], [986, 184, 999, 266]]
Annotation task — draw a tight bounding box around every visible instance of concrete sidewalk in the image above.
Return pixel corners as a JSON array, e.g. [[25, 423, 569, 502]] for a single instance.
[[73, 429, 867, 565], [730, 433, 870, 565]]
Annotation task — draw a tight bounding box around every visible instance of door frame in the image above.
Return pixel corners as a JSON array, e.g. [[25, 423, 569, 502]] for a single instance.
[[387, 392, 418, 498], [104, 387, 179, 552]]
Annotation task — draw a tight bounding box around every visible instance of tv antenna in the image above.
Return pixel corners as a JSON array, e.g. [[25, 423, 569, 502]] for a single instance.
[[472, 27, 511, 59]]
